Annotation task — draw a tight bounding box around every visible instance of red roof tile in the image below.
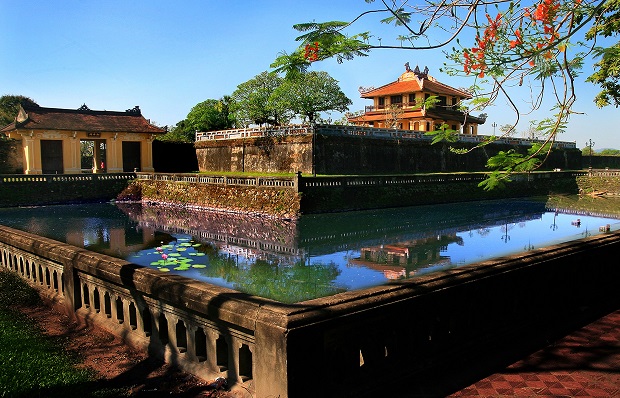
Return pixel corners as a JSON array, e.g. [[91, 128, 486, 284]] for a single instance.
[[361, 73, 472, 99], [1, 104, 165, 134]]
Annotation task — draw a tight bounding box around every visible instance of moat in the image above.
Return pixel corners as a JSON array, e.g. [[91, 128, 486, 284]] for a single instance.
[[0, 196, 618, 303]]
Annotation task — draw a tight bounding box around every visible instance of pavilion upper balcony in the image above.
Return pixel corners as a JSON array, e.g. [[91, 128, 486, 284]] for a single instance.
[[364, 103, 460, 113]]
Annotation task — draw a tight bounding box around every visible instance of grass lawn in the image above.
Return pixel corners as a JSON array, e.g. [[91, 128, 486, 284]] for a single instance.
[[0, 270, 124, 397]]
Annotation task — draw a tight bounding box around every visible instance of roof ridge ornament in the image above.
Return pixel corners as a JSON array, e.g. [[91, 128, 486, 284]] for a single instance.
[[412, 65, 429, 79], [125, 105, 141, 114], [77, 104, 90, 111]]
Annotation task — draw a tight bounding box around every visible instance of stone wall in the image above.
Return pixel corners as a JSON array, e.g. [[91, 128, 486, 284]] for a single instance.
[[194, 129, 582, 174], [126, 171, 587, 218], [0, 139, 22, 174], [315, 134, 581, 173], [0, 173, 135, 208], [299, 172, 583, 213], [152, 140, 199, 173], [125, 178, 301, 220], [195, 135, 312, 174], [576, 171, 620, 195], [586, 155, 620, 170]]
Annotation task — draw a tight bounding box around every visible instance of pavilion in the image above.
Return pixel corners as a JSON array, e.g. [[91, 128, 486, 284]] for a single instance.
[[1, 104, 165, 174], [348, 64, 486, 134]]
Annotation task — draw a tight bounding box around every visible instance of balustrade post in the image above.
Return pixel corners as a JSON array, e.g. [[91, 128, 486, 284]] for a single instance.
[[294, 172, 301, 192], [63, 256, 81, 320]]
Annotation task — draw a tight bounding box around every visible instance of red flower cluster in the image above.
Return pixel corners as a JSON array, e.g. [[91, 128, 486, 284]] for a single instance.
[[529, 0, 560, 25], [509, 29, 522, 48], [523, 0, 562, 64], [304, 42, 319, 62], [463, 13, 502, 77]]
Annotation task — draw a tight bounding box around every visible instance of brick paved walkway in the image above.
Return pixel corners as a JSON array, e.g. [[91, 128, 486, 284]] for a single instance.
[[449, 309, 620, 397]]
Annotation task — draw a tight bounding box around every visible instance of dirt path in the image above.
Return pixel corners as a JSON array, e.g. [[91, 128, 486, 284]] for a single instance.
[[15, 298, 241, 398]]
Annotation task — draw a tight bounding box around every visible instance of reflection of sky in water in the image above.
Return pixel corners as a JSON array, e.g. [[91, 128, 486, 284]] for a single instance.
[[304, 212, 620, 293], [447, 213, 608, 264]]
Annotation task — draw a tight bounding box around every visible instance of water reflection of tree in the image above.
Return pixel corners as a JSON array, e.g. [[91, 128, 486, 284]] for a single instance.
[[476, 228, 491, 237], [198, 254, 342, 304]]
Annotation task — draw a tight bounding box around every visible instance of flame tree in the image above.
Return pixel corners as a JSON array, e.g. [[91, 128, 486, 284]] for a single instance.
[[271, 0, 619, 189]]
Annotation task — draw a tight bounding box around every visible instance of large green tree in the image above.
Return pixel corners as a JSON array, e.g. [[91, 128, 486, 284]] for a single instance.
[[0, 95, 38, 128], [230, 71, 291, 127], [272, 71, 352, 123], [186, 97, 235, 132], [161, 97, 235, 143], [157, 119, 194, 143], [272, 0, 619, 188]]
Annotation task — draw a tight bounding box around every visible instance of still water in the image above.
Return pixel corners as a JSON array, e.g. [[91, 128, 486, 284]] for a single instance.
[[0, 197, 618, 303]]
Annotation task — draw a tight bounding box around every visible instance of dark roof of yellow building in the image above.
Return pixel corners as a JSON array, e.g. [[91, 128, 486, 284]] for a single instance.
[[1, 104, 166, 134]]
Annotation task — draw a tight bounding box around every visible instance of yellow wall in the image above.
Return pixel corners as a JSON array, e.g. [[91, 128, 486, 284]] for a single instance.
[[7, 129, 156, 174]]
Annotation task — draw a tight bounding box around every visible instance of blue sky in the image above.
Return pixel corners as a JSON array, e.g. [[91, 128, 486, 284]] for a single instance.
[[1, 1, 617, 149]]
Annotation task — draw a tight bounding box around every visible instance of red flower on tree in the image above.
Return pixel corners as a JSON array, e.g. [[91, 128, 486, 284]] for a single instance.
[[304, 42, 319, 62]]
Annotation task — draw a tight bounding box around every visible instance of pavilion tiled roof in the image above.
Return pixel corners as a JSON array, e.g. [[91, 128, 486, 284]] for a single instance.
[[1, 104, 165, 134], [361, 73, 472, 99]]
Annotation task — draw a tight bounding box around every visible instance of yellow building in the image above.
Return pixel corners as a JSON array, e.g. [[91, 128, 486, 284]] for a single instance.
[[348, 64, 486, 134], [1, 104, 165, 174]]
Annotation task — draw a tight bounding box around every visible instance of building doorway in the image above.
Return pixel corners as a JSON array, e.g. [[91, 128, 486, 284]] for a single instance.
[[41, 140, 63, 174], [122, 141, 141, 172], [80, 140, 107, 173]]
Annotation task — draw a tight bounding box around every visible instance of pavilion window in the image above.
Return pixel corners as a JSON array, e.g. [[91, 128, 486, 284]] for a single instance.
[[390, 95, 402, 105], [378, 97, 386, 108]]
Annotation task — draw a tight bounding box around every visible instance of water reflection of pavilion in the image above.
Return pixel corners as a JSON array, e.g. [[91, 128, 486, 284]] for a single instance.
[[350, 234, 462, 279], [117, 200, 548, 273]]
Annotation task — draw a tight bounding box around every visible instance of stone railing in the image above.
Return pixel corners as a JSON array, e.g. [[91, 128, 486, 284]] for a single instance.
[[136, 171, 587, 194], [297, 171, 587, 189], [0, 225, 268, 394], [136, 172, 298, 190], [196, 125, 311, 141], [195, 124, 578, 149], [0, 172, 135, 184], [2, 221, 620, 397]]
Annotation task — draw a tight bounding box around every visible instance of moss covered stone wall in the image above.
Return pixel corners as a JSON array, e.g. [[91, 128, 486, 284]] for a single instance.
[[123, 179, 301, 220], [576, 173, 620, 195]]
